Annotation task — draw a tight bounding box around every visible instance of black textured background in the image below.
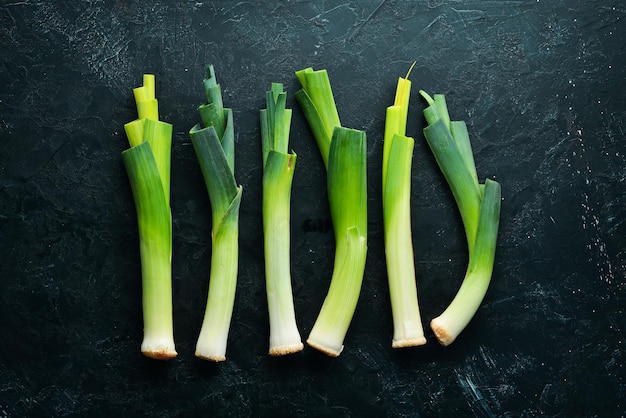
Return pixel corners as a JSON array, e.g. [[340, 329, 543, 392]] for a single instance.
[[1, 1, 625, 416]]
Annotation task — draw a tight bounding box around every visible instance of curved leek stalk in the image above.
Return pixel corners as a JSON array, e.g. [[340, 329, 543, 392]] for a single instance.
[[430, 179, 500, 345], [122, 74, 176, 360], [191, 65, 242, 361], [260, 83, 303, 355], [307, 127, 367, 356], [382, 66, 426, 348], [296, 68, 368, 356], [420, 91, 501, 346]]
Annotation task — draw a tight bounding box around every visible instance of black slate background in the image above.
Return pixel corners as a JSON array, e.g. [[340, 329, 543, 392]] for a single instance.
[[0, 1, 624, 416]]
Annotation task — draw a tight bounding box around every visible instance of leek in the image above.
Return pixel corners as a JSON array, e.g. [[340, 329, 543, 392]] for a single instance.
[[122, 74, 177, 360], [190, 65, 243, 361], [419, 91, 501, 346], [260, 83, 303, 355], [295, 68, 367, 356], [382, 64, 426, 348]]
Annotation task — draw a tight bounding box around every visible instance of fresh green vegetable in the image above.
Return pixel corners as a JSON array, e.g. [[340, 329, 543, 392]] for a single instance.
[[296, 68, 367, 356], [294, 68, 341, 169], [419, 91, 501, 346], [122, 74, 177, 360], [260, 83, 303, 355], [382, 64, 426, 348], [190, 65, 243, 361]]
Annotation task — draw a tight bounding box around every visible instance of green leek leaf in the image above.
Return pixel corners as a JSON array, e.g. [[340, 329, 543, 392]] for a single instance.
[[295, 68, 341, 169]]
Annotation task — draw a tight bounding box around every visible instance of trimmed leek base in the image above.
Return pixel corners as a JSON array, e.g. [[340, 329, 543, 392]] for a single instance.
[[386, 230, 425, 348], [195, 188, 242, 362], [139, 239, 177, 360], [268, 332, 303, 356], [429, 270, 491, 347], [430, 179, 501, 346], [387, 238, 426, 349], [269, 337, 303, 356], [307, 228, 367, 356]]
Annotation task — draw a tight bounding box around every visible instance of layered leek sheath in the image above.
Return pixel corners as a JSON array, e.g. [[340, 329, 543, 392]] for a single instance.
[[419, 91, 501, 346], [295, 68, 367, 356], [260, 83, 303, 355], [382, 65, 426, 348], [190, 65, 243, 361], [122, 74, 177, 360]]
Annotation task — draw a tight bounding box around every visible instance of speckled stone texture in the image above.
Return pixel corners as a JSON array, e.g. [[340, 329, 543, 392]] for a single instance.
[[0, 1, 624, 416]]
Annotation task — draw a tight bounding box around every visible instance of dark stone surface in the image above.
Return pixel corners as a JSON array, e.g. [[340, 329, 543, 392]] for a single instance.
[[0, 0, 624, 416]]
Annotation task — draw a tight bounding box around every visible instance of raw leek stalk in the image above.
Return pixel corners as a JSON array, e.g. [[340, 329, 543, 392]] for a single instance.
[[190, 65, 243, 361], [260, 83, 303, 355], [382, 64, 426, 348], [419, 91, 501, 346], [122, 74, 177, 360], [295, 68, 367, 356]]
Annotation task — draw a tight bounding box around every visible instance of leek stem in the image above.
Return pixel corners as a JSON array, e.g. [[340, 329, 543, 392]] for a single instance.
[[307, 226, 367, 356], [195, 186, 242, 361], [122, 142, 175, 359], [420, 92, 502, 346], [296, 68, 368, 356], [384, 134, 426, 347], [306, 127, 368, 357], [123, 74, 176, 360], [260, 83, 303, 355], [382, 69, 426, 348], [190, 65, 242, 361], [430, 179, 501, 345]]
